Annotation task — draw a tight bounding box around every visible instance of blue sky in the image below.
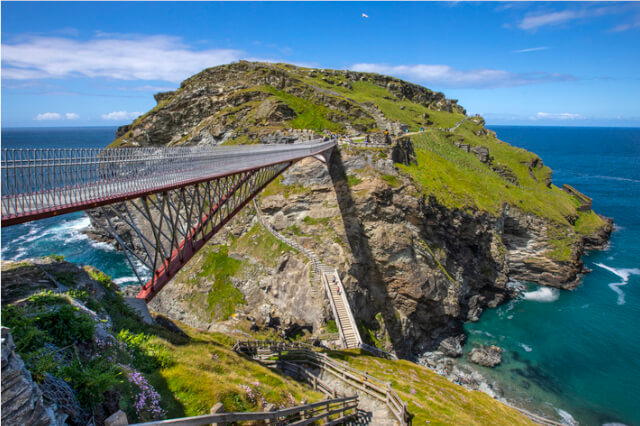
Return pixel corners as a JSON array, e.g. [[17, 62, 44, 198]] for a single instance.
[[2, 1, 639, 128]]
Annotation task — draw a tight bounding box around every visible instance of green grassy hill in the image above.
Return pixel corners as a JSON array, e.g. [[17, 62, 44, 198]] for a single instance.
[[1, 259, 535, 425]]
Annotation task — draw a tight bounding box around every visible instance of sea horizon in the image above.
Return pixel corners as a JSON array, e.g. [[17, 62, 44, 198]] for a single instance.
[[3, 124, 640, 131]]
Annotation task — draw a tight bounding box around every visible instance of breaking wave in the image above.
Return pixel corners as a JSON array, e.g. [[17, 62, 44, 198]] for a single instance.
[[522, 287, 560, 303], [595, 263, 640, 305]]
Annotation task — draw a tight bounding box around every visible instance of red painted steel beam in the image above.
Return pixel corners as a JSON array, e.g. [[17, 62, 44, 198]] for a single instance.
[[137, 164, 291, 302]]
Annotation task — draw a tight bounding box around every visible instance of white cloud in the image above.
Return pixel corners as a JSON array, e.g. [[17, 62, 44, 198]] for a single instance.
[[2, 35, 243, 82], [531, 112, 582, 120], [65, 112, 79, 120], [512, 46, 549, 54], [101, 111, 142, 121], [518, 11, 578, 30], [34, 112, 62, 121], [516, 4, 640, 31], [349, 63, 575, 88], [610, 15, 640, 32]]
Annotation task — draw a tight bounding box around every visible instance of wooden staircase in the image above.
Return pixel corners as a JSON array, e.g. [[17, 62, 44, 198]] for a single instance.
[[253, 199, 362, 349], [321, 268, 362, 349]]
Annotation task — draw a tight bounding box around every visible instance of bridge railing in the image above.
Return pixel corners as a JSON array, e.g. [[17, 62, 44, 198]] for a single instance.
[[1, 141, 334, 223]]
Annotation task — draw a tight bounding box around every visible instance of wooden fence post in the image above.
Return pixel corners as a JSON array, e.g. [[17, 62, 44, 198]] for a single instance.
[[209, 402, 225, 426], [264, 403, 277, 425], [104, 410, 128, 426]]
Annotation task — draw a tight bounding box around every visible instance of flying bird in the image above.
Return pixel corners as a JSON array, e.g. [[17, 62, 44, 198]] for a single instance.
[[362, 13, 369, 18]]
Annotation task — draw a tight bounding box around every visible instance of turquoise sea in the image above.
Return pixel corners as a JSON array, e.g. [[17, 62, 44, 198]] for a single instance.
[[2, 126, 639, 425], [466, 126, 640, 426]]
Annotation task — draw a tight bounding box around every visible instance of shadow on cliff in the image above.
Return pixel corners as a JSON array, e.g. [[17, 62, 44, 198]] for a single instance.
[[328, 150, 405, 356]]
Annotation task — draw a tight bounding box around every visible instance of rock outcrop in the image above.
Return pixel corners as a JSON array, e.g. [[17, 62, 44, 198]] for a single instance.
[[467, 345, 502, 367], [111, 61, 464, 148], [1, 327, 56, 426]]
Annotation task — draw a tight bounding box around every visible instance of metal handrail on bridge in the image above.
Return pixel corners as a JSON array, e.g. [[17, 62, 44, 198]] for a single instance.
[[1, 140, 335, 226]]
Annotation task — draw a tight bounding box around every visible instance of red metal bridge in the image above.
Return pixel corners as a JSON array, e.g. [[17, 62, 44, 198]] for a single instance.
[[1, 140, 335, 301]]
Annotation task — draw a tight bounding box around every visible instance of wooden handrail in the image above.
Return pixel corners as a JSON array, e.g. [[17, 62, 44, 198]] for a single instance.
[[131, 395, 358, 426], [235, 341, 412, 425]]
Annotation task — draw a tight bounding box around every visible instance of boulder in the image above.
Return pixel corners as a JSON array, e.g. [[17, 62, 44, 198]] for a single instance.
[[467, 345, 502, 367], [470, 146, 490, 163], [438, 336, 464, 358]]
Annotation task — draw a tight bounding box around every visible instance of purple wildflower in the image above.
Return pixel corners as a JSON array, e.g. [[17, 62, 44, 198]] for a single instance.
[[121, 365, 166, 420]]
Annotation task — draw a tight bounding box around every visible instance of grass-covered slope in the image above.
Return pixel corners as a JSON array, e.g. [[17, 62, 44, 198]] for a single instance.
[[328, 349, 535, 425], [0, 259, 323, 423], [2, 258, 537, 425]]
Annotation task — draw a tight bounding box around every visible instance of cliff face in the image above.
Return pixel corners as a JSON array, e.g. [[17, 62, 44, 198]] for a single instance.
[[101, 62, 611, 358]]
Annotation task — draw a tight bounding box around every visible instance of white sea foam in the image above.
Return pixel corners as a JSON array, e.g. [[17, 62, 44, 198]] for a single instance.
[[556, 408, 577, 426], [46, 216, 91, 244], [602, 422, 629, 426], [595, 263, 640, 305], [113, 276, 139, 285], [580, 173, 640, 184], [522, 287, 560, 303], [12, 246, 29, 261], [519, 343, 533, 352], [89, 240, 115, 252]]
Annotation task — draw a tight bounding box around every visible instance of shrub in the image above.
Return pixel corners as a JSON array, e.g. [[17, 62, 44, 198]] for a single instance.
[[1, 305, 52, 353], [58, 357, 121, 408], [117, 330, 174, 372], [34, 305, 95, 347]]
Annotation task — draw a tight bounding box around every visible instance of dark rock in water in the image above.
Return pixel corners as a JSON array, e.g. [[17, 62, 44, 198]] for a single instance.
[[467, 345, 502, 367], [439, 336, 464, 358]]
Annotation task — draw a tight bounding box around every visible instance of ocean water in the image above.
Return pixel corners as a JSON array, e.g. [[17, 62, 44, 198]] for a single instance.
[[464, 126, 640, 426], [1, 127, 144, 286], [2, 126, 639, 424]]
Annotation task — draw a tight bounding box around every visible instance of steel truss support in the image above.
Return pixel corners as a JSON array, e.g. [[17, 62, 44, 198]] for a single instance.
[[87, 162, 291, 302]]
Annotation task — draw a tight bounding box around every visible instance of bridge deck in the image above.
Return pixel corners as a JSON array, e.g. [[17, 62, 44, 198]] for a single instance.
[[1, 140, 334, 226]]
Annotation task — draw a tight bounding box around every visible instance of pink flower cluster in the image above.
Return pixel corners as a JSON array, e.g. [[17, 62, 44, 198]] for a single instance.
[[241, 384, 268, 407], [121, 365, 166, 420]]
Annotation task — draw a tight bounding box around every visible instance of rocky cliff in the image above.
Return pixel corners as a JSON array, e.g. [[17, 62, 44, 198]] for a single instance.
[[98, 61, 611, 359]]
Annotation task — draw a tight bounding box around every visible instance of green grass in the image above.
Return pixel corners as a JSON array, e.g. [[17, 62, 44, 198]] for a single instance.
[[263, 86, 345, 133], [398, 132, 578, 224], [574, 210, 605, 235], [325, 320, 339, 333], [327, 349, 535, 425], [150, 325, 325, 417], [381, 174, 401, 188], [346, 174, 363, 187], [260, 175, 310, 198], [302, 216, 331, 226], [232, 223, 297, 268], [197, 246, 246, 321], [297, 77, 465, 131]]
